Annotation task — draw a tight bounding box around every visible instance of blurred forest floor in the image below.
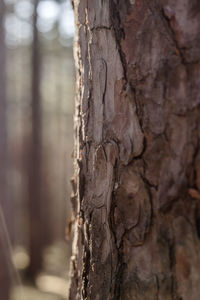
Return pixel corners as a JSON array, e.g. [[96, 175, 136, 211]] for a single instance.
[[11, 240, 71, 300]]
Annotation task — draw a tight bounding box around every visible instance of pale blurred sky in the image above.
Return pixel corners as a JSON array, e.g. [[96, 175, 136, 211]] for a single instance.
[[4, 0, 75, 47]]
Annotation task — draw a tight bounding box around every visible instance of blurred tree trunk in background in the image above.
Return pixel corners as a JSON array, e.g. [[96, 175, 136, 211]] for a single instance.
[[0, 1, 12, 298], [28, 0, 55, 280], [70, 1, 200, 299], [28, 0, 43, 279], [0, 0, 7, 216]]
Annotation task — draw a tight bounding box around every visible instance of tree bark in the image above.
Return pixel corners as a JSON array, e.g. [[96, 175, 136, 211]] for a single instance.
[[69, 1, 200, 299]]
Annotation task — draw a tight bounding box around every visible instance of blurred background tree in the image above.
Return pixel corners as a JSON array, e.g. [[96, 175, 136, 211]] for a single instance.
[[0, 0, 75, 299]]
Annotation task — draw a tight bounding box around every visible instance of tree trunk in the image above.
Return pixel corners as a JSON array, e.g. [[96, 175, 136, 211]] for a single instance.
[[0, 1, 11, 298], [69, 1, 200, 299], [0, 0, 7, 214], [28, 0, 43, 279], [28, 0, 54, 279]]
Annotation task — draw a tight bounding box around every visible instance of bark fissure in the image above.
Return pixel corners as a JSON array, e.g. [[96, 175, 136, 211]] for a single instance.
[[110, 0, 128, 82]]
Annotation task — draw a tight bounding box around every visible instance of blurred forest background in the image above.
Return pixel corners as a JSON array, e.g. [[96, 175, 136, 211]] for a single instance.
[[0, 0, 75, 299]]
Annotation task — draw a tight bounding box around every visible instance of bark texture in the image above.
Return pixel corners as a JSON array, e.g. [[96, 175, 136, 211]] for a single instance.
[[70, 1, 200, 299]]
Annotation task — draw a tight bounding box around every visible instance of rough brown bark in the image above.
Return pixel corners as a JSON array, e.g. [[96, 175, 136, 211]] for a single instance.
[[69, 1, 200, 299]]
